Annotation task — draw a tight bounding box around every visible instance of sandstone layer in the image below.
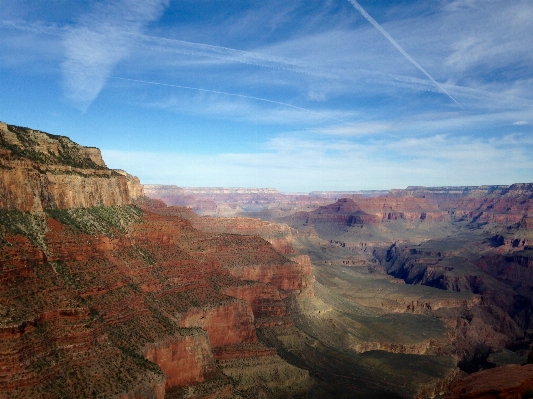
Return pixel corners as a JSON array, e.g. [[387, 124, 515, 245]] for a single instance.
[[0, 122, 142, 211]]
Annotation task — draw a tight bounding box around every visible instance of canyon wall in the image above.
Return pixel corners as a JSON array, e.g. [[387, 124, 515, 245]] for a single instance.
[[390, 183, 533, 227], [0, 198, 315, 398], [0, 122, 142, 211], [0, 123, 318, 399]]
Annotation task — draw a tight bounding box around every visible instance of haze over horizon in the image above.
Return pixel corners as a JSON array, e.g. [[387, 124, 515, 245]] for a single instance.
[[1, 0, 532, 192]]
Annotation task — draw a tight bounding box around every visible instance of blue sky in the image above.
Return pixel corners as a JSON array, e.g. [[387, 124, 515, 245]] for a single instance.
[[1, 0, 532, 192]]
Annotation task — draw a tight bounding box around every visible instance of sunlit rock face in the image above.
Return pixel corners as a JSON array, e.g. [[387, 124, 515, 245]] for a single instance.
[[0, 122, 144, 211]]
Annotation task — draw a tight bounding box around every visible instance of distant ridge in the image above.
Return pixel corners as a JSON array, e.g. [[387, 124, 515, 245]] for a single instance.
[[309, 190, 389, 197], [391, 184, 533, 197], [144, 185, 279, 195]]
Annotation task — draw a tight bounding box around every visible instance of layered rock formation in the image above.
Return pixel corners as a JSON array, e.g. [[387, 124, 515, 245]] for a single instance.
[[302, 197, 448, 226], [0, 198, 316, 398], [114, 169, 144, 199], [138, 201, 472, 398], [213, 183, 533, 396], [0, 123, 315, 399], [144, 184, 335, 217], [391, 184, 533, 227], [0, 122, 142, 211]]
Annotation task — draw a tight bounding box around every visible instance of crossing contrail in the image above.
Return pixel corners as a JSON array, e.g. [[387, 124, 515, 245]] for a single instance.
[[347, 0, 463, 108], [111, 76, 352, 124]]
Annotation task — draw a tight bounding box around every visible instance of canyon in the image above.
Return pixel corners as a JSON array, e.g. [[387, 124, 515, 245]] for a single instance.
[[1, 121, 533, 398], [148, 182, 533, 397]]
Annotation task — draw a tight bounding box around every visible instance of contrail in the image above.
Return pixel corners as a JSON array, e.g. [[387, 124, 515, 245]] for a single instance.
[[0, 20, 331, 79], [347, 0, 463, 108], [111, 76, 352, 124], [133, 33, 320, 77]]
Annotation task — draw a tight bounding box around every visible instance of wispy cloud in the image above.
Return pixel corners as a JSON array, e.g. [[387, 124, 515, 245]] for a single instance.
[[61, 0, 169, 110], [133, 33, 332, 78], [4, 8, 531, 113], [316, 123, 394, 136], [114, 76, 354, 124], [139, 88, 357, 126]]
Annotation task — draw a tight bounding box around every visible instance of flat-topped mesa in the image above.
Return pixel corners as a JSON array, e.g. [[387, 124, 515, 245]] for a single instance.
[[307, 197, 447, 225], [0, 122, 142, 211], [358, 197, 449, 222], [310, 198, 378, 225]]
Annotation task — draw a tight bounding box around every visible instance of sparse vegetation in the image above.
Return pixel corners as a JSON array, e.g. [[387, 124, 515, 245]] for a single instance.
[[46, 205, 143, 237], [0, 209, 48, 249], [2, 124, 108, 169]]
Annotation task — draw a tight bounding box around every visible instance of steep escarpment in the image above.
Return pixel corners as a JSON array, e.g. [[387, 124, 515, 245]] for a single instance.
[[114, 169, 144, 199], [0, 199, 317, 398], [445, 363, 533, 399], [0, 124, 315, 399], [0, 122, 142, 211], [279, 196, 449, 234], [137, 199, 468, 398]]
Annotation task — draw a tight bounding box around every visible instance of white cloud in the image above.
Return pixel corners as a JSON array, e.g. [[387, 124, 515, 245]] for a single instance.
[[61, 0, 169, 110], [442, 2, 533, 75]]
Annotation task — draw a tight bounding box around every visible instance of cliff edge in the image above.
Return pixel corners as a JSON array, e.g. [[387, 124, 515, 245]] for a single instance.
[[0, 122, 142, 211]]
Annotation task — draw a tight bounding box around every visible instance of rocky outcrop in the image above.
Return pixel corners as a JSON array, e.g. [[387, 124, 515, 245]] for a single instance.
[[114, 169, 144, 199], [0, 158, 130, 212], [177, 299, 257, 347], [144, 329, 217, 389], [476, 253, 533, 286], [357, 197, 449, 222], [220, 281, 294, 328], [0, 122, 143, 211], [444, 363, 533, 399], [283, 197, 448, 229], [309, 198, 378, 225]]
